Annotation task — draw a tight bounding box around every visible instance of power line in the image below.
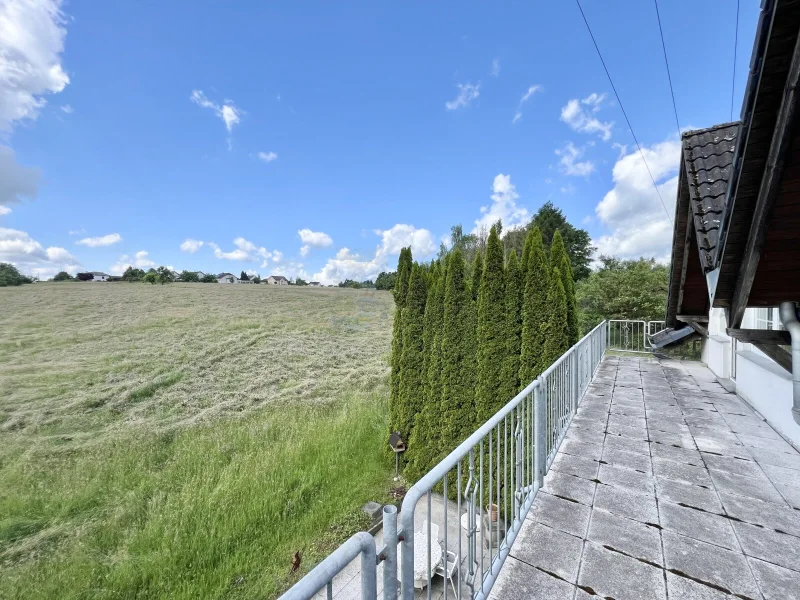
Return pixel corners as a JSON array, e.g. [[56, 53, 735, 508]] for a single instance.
[[653, 0, 681, 135], [575, 0, 673, 224], [731, 0, 741, 121]]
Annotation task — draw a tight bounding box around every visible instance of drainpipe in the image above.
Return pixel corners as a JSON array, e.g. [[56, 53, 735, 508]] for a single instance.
[[779, 302, 800, 425]]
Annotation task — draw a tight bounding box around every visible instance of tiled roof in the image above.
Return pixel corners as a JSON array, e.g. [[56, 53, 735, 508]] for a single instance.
[[681, 123, 739, 273]]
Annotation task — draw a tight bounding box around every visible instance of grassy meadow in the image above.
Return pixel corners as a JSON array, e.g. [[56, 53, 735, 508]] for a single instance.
[[0, 282, 395, 599]]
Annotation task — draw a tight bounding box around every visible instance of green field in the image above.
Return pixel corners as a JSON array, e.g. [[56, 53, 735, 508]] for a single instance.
[[0, 283, 395, 599]]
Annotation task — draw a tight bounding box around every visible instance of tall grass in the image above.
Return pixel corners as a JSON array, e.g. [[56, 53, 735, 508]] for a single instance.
[[0, 284, 395, 599], [1, 392, 390, 599]]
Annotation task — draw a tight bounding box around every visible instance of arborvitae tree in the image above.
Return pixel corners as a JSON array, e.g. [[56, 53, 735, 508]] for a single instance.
[[389, 247, 413, 436], [500, 249, 523, 401], [394, 248, 413, 305], [470, 251, 483, 301], [520, 228, 533, 276], [519, 227, 550, 385], [476, 226, 507, 422], [406, 261, 445, 481], [395, 264, 428, 443], [440, 249, 474, 450], [542, 266, 569, 367], [550, 230, 578, 345]]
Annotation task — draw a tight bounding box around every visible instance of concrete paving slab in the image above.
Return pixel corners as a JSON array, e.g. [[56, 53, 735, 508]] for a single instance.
[[718, 491, 800, 537], [577, 542, 666, 600], [509, 522, 582, 584], [655, 477, 723, 513], [662, 530, 760, 598], [587, 508, 663, 566], [748, 557, 800, 600], [732, 521, 800, 571], [707, 468, 786, 505], [652, 456, 714, 487], [665, 572, 733, 599], [597, 463, 655, 496], [540, 471, 596, 506], [658, 501, 739, 550], [593, 482, 660, 525], [487, 556, 576, 600], [527, 491, 591, 538]]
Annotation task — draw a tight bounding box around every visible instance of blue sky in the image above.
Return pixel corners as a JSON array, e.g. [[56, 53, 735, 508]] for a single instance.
[[1, 0, 760, 283]]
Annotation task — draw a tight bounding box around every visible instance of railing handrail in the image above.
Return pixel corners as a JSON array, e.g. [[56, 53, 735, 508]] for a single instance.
[[281, 320, 610, 600]]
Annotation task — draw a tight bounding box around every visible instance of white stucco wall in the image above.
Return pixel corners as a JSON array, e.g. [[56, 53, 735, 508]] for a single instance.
[[702, 307, 800, 447]]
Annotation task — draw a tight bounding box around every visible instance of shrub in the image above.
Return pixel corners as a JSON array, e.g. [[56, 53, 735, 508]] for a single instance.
[[0, 263, 32, 287]]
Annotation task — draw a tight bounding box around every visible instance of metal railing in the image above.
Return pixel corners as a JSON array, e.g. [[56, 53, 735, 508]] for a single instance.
[[607, 320, 665, 353], [281, 321, 608, 600]]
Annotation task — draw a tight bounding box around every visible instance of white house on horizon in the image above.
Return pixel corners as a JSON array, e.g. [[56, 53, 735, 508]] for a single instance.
[[217, 272, 239, 284], [267, 275, 289, 285], [90, 272, 110, 282]]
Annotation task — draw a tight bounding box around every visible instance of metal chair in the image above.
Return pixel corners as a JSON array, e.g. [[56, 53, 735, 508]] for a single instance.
[[435, 547, 459, 598]]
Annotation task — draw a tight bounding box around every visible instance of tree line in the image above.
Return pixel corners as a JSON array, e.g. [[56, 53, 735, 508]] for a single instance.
[[389, 225, 578, 481]]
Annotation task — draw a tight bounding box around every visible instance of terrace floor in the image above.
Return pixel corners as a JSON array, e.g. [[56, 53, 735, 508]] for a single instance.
[[490, 355, 800, 600]]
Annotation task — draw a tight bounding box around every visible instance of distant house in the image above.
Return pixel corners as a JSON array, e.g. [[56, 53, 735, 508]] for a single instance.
[[195, 271, 206, 279], [90, 272, 110, 282], [217, 272, 239, 284], [309, 281, 321, 287], [267, 275, 289, 285]]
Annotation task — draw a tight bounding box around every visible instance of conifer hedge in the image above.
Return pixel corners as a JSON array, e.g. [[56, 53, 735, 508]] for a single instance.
[[389, 225, 577, 481]]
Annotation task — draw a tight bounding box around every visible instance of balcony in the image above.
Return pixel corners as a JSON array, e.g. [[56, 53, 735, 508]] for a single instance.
[[283, 324, 800, 600], [489, 354, 800, 599]]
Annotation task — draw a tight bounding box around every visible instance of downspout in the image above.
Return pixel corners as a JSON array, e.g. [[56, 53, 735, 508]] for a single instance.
[[779, 302, 800, 425]]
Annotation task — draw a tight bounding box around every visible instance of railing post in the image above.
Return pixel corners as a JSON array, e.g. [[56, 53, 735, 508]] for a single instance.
[[382, 505, 398, 600], [361, 539, 378, 600], [534, 379, 546, 487]]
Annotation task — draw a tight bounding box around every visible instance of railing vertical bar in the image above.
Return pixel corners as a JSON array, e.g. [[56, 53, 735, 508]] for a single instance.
[[443, 474, 448, 600], [488, 428, 493, 567], [457, 459, 462, 600], [326, 581, 332, 600], [479, 438, 485, 582], [427, 491, 432, 600]]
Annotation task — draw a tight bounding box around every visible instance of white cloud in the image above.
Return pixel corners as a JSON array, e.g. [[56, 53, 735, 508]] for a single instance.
[[67, 228, 85, 236], [593, 137, 681, 261], [298, 228, 333, 254], [134, 250, 155, 268], [474, 173, 529, 233], [512, 85, 542, 124], [376, 224, 436, 257], [313, 225, 436, 285], [336, 247, 358, 260], [109, 250, 157, 275], [271, 250, 283, 263], [180, 238, 203, 253], [190, 90, 242, 147], [60, 104, 72, 113], [75, 233, 122, 247], [556, 142, 595, 177], [0, 145, 40, 208], [0, 205, 10, 215], [490, 58, 500, 77], [445, 83, 480, 111], [209, 237, 278, 264], [520, 85, 542, 104], [257, 151, 278, 163], [560, 184, 576, 194], [560, 93, 613, 141], [0, 226, 80, 278], [0, 0, 70, 133]]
